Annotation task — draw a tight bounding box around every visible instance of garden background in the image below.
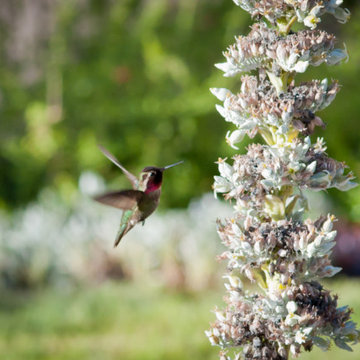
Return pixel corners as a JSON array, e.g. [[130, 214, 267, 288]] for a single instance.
[[0, 0, 360, 358]]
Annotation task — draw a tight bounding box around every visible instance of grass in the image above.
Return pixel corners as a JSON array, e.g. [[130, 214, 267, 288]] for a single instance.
[[0, 278, 359, 359]]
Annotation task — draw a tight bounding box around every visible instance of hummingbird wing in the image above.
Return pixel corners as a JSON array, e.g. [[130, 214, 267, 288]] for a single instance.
[[94, 190, 144, 210], [98, 145, 139, 189]]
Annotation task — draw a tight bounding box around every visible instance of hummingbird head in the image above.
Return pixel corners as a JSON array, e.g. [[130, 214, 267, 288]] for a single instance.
[[140, 161, 183, 193]]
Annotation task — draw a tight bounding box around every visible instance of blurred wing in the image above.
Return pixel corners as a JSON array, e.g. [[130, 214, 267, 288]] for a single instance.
[[98, 145, 139, 189], [94, 190, 144, 210]]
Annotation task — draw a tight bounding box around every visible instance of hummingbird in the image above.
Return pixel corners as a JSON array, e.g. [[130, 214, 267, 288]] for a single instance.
[[94, 145, 183, 247]]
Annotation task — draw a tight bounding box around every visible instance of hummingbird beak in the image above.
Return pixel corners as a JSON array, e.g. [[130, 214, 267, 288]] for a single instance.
[[162, 160, 184, 170]]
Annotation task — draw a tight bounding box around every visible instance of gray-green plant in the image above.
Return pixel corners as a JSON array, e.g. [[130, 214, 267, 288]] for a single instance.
[[206, 1, 359, 359]]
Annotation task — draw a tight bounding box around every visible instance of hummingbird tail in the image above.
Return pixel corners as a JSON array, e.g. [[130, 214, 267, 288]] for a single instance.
[[114, 222, 134, 247]]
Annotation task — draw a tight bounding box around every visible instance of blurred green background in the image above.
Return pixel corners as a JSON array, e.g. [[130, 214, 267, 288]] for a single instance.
[[0, 0, 360, 359]]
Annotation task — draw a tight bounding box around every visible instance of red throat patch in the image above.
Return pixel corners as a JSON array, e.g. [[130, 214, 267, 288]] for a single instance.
[[145, 182, 161, 194]]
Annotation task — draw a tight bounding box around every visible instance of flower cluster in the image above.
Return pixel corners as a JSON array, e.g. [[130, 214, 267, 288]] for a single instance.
[[215, 23, 348, 77], [212, 77, 339, 147], [206, 281, 356, 360], [217, 214, 341, 283], [214, 142, 355, 218], [233, 0, 350, 29], [207, 1, 359, 359]]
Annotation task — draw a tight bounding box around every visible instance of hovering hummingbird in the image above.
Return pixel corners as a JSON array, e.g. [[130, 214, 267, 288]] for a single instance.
[[94, 145, 183, 247]]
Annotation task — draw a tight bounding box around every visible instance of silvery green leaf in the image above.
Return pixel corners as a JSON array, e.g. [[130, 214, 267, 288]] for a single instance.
[[266, 71, 285, 94], [326, 47, 349, 65], [335, 180, 358, 191], [296, 9, 306, 21], [306, 161, 317, 174], [230, 111, 246, 125], [213, 176, 231, 193], [334, 337, 353, 352], [323, 265, 342, 277], [325, 230, 337, 242], [306, 242, 317, 257], [210, 87, 231, 101], [266, 113, 279, 126], [240, 119, 257, 130], [226, 130, 245, 149], [304, 136, 312, 147], [218, 161, 234, 179], [252, 337, 261, 348], [261, 179, 276, 190], [322, 215, 334, 232], [238, 56, 267, 73], [231, 222, 243, 237], [333, 7, 351, 24], [214, 309, 226, 321], [215, 104, 226, 118], [223, 274, 242, 288], [241, 241, 252, 252], [317, 241, 336, 256], [294, 60, 310, 73], [215, 61, 237, 76], [278, 124, 289, 134], [254, 241, 262, 254], [314, 234, 325, 246], [309, 171, 331, 188], [337, 305, 349, 313], [321, 78, 329, 89], [313, 336, 331, 351], [287, 52, 299, 68], [340, 321, 359, 336]]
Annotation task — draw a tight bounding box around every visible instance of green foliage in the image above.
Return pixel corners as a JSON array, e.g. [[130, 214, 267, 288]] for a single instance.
[[0, 280, 359, 359], [0, 0, 249, 209], [0, 0, 359, 215]]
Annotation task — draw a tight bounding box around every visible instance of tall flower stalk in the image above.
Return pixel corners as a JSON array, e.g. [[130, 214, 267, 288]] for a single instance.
[[206, 1, 359, 359]]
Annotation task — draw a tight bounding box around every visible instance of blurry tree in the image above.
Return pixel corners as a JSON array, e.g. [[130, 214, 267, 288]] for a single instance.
[[0, 0, 359, 217]]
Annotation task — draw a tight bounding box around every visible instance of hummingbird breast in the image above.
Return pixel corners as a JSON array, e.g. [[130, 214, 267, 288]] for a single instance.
[[138, 189, 161, 221]]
